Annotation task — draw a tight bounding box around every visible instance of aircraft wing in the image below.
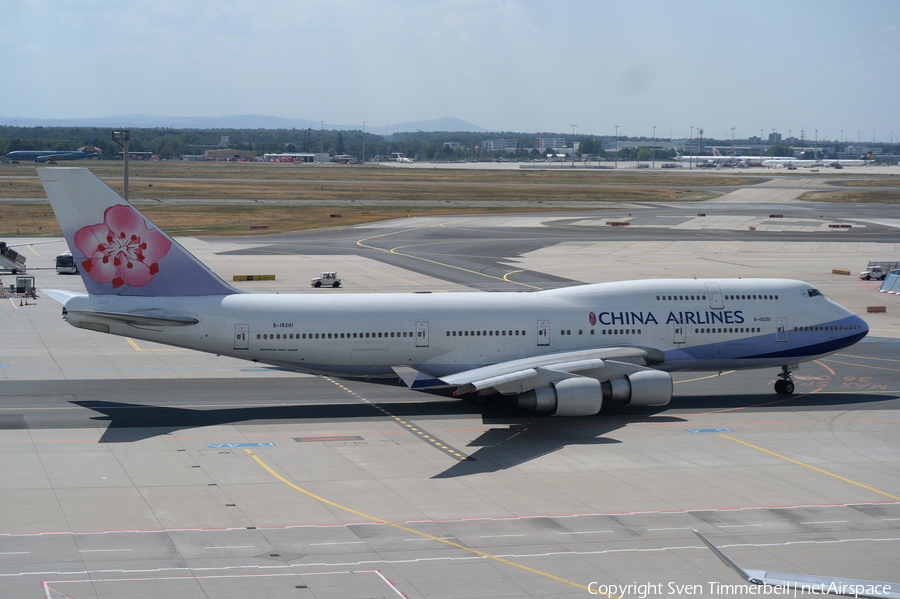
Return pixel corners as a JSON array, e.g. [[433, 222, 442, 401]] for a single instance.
[[693, 529, 900, 598], [394, 346, 664, 395]]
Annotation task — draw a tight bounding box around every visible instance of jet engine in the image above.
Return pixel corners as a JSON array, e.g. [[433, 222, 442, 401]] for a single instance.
[[515, 370, 672, 416], [603, 370, 672, 407]]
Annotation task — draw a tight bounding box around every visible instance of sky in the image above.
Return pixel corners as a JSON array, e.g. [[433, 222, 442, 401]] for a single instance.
[[2, 0, 899, 141]]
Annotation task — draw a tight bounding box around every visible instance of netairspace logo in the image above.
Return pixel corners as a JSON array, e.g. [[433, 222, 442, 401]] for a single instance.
[[587, 581, 894, 598]]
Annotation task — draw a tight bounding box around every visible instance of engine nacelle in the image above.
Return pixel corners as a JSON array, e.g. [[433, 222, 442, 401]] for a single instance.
[[603, 370, 672, 406], [515, 370, 672, 416], [516, 377, 603, 416]]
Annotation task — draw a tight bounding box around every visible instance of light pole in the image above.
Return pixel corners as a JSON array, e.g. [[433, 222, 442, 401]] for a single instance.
[[362, 122, 366, 164], [730, 127, 735, 162], [652, 126, 656, 168], [815, 129, 818, 158], [689, 125, 693, 170], [111, 130, 130, 201], [321, 121, 325, 154], [570, 124, 577, 166], [698, 128, 703, 164], [614, 125, 620, 168]]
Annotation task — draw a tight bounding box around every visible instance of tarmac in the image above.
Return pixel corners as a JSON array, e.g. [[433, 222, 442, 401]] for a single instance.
[[1, 169, 899, 598]]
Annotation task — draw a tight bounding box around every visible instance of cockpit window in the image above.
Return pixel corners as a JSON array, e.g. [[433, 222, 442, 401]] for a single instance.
[[807, 288, 824, 297]]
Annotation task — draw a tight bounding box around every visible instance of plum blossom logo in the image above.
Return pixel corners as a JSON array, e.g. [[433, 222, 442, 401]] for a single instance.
[[74, 205, 172, 289], [588, 311, 597, 326]]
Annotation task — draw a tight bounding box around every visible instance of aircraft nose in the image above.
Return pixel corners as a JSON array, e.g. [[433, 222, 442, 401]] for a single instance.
[[853, 313, 869, 339]]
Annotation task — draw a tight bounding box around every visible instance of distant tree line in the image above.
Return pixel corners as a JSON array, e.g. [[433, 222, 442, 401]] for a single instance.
[[1, 126, 889, 162]]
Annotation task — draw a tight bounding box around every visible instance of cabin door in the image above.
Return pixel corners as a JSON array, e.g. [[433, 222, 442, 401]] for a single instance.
[[234, 324, 249, 350], [705, 282, 724, 309], [776, 317, 788, 342], [537, 320, 550, 346], [416, 321, 429, 347]]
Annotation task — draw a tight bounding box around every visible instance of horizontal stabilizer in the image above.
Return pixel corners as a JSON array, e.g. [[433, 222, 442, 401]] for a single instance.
[[66, 309, 199, 327], [42, 289, 86, 305]]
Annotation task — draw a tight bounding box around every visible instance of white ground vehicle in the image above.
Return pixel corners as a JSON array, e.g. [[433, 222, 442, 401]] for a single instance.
[[860, 261, 900, 281], [311, 271, 341, 288], [55, 251, 79, 274]]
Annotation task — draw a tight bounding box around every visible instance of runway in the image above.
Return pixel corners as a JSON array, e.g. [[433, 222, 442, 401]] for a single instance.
[[1, 177, 900, 598]]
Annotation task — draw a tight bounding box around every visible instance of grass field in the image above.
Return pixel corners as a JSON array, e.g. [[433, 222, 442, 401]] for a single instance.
[[0, 161, 735, 235], [799, 189, 900, 203]]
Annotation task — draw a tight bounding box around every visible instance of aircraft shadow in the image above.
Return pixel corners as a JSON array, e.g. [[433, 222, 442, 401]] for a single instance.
[[72, 399, 481, 443], [72, 398, 687, 477], [617, 391, 900, 417]]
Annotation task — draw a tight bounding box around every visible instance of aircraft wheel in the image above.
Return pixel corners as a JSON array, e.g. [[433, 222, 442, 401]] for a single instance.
[[774, 380, 786, 394], [314, 281, 322, 288], [783, 381, 795, 394]]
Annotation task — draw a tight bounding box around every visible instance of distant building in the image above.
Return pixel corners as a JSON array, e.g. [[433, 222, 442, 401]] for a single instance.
[[443, 142, 461, 149], [615, 141, 680, 150], [534, 137, 566, 150], [262, 152, 330, 163], [768, 132, 782, 144], [205, 149, 256, 161], [844, 145, 881, 156], [482, 139, 517, 152]]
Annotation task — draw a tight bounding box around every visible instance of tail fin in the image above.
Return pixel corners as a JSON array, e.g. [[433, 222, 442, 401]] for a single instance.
[[37, 167, 239, 297], [712, 147, 722, 156]]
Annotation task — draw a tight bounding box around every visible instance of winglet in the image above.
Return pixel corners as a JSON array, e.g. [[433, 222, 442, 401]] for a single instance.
[[692, 529, 761, 583], [693, 529, 900, 598]]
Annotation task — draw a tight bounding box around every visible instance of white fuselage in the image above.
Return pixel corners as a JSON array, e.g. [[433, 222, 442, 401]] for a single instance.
[[60, 278, 868, 378]]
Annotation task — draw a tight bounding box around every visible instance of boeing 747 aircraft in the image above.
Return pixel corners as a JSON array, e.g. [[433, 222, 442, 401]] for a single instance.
[[37, 168, 868, 416]]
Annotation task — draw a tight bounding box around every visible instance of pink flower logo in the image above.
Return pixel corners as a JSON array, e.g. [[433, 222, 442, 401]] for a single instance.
[[74, 205, 172, 289], [588, 311, 597, 326]]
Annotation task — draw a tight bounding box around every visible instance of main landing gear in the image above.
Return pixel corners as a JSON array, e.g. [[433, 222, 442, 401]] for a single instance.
[[774, 365, 795, 395]]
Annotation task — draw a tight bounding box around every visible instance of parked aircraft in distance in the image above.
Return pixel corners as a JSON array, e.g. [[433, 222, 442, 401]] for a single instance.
[[391, 152, 413, 163], [761, 156, 819, 168], [817, 152, 874, 167], [4, 139, 101, 162], [37, 168, 868, 416], [673, 148, 729, 166], [673, 148, 767, 167]]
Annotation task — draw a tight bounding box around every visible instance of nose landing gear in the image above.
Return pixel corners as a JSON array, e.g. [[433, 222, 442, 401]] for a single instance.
[[774, 365, 795, 395]]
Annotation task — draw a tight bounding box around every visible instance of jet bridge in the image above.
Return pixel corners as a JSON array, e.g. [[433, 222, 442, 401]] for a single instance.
[[0, 242, 26, 273]]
